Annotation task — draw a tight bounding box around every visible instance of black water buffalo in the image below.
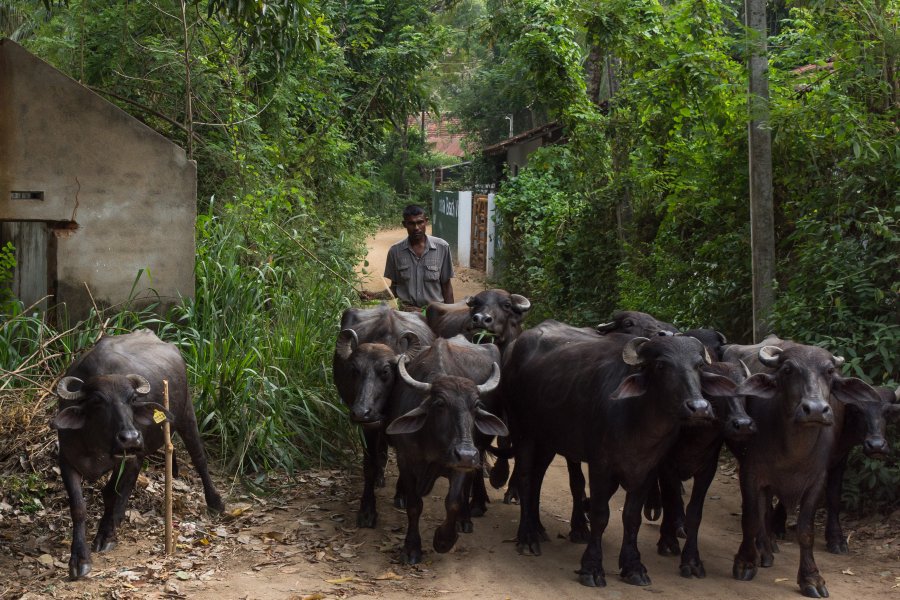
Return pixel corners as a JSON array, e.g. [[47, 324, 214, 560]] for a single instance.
[[730, 343, 882, 598], [683, 328, 728, 362], [332, 303, 435, 527], [503, 322, 734, 588], [386, 336, 507, 564], [722, 333, 788, 372], [425, 289, 531, 353], [596, 310, 679, 337], [771, 383, 900, 554], [51, 330, 223, 580], [652, 360, 755, 578]]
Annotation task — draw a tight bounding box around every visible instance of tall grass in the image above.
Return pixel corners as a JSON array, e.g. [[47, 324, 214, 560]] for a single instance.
[[1, 209, 365, 478]]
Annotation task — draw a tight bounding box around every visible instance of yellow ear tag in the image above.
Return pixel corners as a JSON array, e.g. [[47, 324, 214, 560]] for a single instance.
[[153, 410, 166, 424]]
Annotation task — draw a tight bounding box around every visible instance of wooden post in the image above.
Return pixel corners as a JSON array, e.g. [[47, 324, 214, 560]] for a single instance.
[[746, 0, 776, 342], [163, 379, 174, 555]]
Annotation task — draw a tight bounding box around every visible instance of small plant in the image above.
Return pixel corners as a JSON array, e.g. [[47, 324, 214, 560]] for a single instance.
[[0, 472, 49, 514]]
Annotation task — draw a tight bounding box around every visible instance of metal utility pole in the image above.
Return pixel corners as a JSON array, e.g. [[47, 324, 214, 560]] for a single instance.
[[746, 0, 775, 342]]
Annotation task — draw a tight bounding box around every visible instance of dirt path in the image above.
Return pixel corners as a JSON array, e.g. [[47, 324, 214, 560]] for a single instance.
[[3, 232, 899, 599]]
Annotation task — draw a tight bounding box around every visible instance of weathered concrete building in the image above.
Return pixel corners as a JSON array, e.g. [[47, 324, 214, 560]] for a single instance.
[[0, 39, 195, 321]]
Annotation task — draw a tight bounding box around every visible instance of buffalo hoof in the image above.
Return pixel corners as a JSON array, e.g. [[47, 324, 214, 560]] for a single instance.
[[760, 552, 774, 568], [676, 525, 687, 539], [356, 509, 377, 529], [657, 537, 680, 556], [577, 570, 606, 587], [826, 538, 849, 554], [207, 494, 226, 514], [91, 534, 116, 553], [733, 560, 757, 581], [393, 495, 406, 509], [620, 565, 651, 586], [515, 538, 542, 556], [68, 558, 92, 580], [489, 460, 510, 489], [568, 527, 590, 544], [433, 526, 459, 553], [457, 519, 474, 534], [469, 502, 487, 518], [643, 505, 662, 522], [680, 559, 706, 579], [503, 487, 520, 505], [800, 582, 829, 598], [401, 548, 422, 565]]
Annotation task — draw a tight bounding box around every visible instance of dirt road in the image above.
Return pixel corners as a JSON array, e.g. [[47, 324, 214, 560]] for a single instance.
[[3, 230, 899, 599]]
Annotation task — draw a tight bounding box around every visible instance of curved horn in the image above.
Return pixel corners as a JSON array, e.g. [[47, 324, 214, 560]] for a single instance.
[[622, 337, 650, 366], [758, 345, 782, 368], [336, 329, 359, 360], [127, 374, 151, 394], [510, 294, 531, 313], [464, 296, 476, 307], [716, 331, 727, 345], [56, 377, 85, 401], [894, 386, 900, 404], [832, 354, 845, 368], [739, 360, 752, 379], [703, 347, 713, 365], [397, 355, 432, 394], [476, 363, 501, 395], [398, 330, 424, 360]]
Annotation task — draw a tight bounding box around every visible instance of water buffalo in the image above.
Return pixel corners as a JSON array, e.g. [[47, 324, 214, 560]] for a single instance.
[[683, 328, 728, 362], [51, 329, 223, 580], [503, 322, 732, 588], [652, 360, 756, 578], [425, 289, 531, 353], [596, 310, 679, 337], [332, 303, 434, 527], [387, 336, 507, 564], [730, 343, 882, 598]]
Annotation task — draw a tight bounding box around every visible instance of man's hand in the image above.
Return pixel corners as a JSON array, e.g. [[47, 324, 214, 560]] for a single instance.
[[441, 280, 454, 304]]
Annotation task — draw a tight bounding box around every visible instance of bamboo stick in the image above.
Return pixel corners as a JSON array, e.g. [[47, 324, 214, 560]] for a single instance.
[[163, 379, 174, 555]]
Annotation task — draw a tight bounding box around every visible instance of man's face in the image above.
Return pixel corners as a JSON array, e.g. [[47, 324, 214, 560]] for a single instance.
[[403, 214, 428, 240]]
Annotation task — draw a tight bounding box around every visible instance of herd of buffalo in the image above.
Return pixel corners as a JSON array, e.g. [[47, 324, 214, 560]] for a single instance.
[[50, 290, 899, 598]]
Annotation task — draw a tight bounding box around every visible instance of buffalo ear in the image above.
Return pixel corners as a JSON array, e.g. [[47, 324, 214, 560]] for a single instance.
[[610, 374, 647, 400], [474, 408, 509, 437], [386, 405, 428, 435], [830, 377, 880, 407], [883, 403, 900, 422], [133, 402, 176, 427], [50, 406, 87, 430], [700, 371, 737, 398], [736, 373, 777, 399]]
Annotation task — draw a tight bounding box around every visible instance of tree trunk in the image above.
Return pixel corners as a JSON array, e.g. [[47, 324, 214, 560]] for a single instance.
[[746, 0, 775, 342]]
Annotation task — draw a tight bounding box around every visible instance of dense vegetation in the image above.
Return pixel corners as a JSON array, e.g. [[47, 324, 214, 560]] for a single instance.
[[1, 0, 897, 510]]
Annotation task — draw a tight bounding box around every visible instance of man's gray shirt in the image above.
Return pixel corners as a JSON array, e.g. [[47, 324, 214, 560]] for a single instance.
[[384, 235, 454, 307]]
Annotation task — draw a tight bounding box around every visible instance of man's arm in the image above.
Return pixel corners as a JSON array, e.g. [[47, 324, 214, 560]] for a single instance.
[[441, 279, 454, 304]]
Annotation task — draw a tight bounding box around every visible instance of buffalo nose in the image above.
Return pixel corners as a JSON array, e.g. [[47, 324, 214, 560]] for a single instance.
[[863, 437, 889, 457], [730, 416, 757, 437], [657, 330, 674, 336], [453, 447, 479, 469], [473, 313, 492, 326], [117, 429, 142, 450], [796, 400, 833, 425], [685, 399, 714, 420]]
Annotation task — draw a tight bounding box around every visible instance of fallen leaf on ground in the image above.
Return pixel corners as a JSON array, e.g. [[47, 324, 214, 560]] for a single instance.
[[775, 578, 789, 583], [375, 571, 403, 581], [842, 568, 855, 575], [326, 576, 357, 584]]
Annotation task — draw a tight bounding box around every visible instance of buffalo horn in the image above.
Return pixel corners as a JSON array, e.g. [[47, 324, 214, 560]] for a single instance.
[[56, 377, 85, 401], [622, 337, 650, 366], [894, 386, 900, 403], [832, 354, 845, 367], [739, 360, 752, 379], [398, 330, 424, 360], [716, 331, 727, 345], [758, 345, 782, 368], [398, 355, 432, 393], [510, 294, 531, 313], [127, 374, 151, 395], [476, 362, 501, 395], [336, 329, 359, 360], [703, 347, 713, 365]]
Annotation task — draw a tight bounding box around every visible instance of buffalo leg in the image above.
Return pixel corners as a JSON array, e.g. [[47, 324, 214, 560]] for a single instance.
[[489, 435, 512, 490], [357, 428, 381, 527], [567, 459, 590, 543], [93, 457, 142, 552], [376, 433, 388, 488], [435, 471, 468, 553], [619, 480, 653, 586], [824, 458, 849, 554], [578, 465, 617, 588], [514, 441, 552, 554], [797, 488, 828, 598], [530, 447, 556, 542], [458, 471, 474, 533], [399, 470, 424, 565], [679, 456, 718, 578], [60, 460, 91, 580], [733, 473, 765, 581], [656, 465, 684, 557], [175, 410, 224, 513], [469, 450, 490, 518]]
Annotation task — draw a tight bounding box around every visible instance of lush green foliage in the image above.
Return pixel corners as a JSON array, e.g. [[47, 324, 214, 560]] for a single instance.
[[0, 242, 14, 309]]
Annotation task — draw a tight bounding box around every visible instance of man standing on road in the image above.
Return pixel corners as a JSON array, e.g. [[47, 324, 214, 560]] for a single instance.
[[384, 204, 455, 309]]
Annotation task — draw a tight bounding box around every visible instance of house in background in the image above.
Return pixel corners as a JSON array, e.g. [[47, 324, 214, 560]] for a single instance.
[[0, 39, 196, 321]]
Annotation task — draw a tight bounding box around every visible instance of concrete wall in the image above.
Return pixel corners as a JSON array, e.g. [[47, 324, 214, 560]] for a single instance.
[[506, 137, 544, 177], [0, 40, 195, 320]]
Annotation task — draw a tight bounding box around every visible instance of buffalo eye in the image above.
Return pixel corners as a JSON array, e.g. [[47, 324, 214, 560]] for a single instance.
[[624, 319, 634, 327], [782, 363, 792, 374], [503, 302, 511, 310], [380, 365, 392, 379], [654, 362, 666, 372], [826, 366, 835, 376]]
